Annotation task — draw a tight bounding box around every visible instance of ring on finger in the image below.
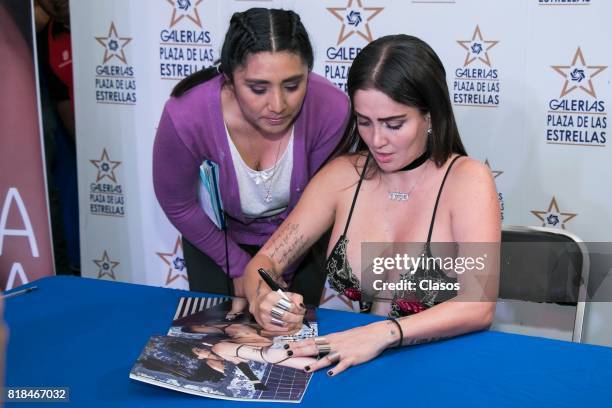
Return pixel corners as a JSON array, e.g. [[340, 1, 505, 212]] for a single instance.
[[316, 343, 332, 354], [325, 351, 341, 363], [270, 317, 285, 326], [314, 337, 328, 345], [270, 306, 285, 320], [276, 298, 293, 312]]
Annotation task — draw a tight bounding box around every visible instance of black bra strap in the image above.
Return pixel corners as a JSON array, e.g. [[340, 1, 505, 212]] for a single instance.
[[426, 155, 463, 243], [342, 154, 371, 237]]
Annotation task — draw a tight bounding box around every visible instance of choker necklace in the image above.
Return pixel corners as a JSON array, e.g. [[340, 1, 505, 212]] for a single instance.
[[398, 149, 430, 171]]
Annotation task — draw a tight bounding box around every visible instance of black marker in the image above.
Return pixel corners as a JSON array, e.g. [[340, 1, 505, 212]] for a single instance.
[[258, 268, 311, 329]]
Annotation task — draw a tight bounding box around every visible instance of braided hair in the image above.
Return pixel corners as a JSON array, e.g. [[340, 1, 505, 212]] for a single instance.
[[172, 8, 313, 97]]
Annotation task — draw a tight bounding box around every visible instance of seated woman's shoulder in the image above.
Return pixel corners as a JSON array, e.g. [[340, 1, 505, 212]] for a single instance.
[[316, 153, 366, 187], [327, 153, 367, 173], [448, 155, 494, 181], [444, 155, 497, 198]]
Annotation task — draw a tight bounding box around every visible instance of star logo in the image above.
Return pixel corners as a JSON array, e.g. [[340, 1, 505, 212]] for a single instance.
[[166, 0, 203, 28], [157, 236, 188, 286], [484, 159, 503, 179], [457, 25, 499, 67], [531, 197, 577, 230], [95, 22, 132, 64], [551, 47, 607, 98], [327, 0, 384, 45], [94, 250, 119, 280], [90, 148, 121, 183]]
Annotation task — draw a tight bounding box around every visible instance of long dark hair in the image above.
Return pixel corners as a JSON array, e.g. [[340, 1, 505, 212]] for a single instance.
[[335, 34, 467, 172], [171, 8, 314, 97]]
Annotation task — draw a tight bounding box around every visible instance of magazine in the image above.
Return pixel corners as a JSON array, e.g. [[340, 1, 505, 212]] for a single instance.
[[130, 296, 318, 403]]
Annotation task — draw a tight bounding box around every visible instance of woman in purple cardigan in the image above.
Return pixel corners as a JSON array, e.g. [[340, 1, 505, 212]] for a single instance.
[[153, 8, 350, 302]]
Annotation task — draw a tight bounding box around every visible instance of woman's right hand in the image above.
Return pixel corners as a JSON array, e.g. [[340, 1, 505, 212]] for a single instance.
[[249, 289, 306, 335]]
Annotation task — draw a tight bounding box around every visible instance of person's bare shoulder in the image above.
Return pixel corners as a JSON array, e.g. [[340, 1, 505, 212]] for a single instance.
[[444, 156, 497, 202], [313, 153, 367, 193], [451, 156, 494, 181], [444, 156, 501, 241]]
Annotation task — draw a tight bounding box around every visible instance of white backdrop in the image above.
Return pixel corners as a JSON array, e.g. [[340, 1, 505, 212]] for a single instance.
[[70, 0, 611, 344]]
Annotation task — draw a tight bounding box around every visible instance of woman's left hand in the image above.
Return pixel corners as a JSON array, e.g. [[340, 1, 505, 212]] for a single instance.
[[287, 321, 397, 376]]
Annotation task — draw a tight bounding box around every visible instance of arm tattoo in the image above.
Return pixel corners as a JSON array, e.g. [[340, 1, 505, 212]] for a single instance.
[[267, 223, 308, 269], [404, 336, 450, 346], [384, 321, 450, 347], [386, 321, 396, 337], [386, 320, 402, 347]]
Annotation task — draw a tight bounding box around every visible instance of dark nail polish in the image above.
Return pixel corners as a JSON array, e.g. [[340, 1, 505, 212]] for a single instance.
[[287, 350, 294, 356], [327, 370, 333, 376], [283, 344, 290, 350], [304, 366, 310, 372]]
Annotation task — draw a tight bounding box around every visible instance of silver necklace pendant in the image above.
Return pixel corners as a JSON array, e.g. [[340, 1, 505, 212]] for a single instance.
[[259, 134, 286, 205], [389, 191, 409, 201]]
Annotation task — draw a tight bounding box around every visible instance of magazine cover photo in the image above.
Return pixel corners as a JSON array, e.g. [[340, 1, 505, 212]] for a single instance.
[[130, 296, 318, 403]]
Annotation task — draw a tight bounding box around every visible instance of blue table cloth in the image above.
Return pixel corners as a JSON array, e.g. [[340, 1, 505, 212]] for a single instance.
[[4, 276, 612, 407]]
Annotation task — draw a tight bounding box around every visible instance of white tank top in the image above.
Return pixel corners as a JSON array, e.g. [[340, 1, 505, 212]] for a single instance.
[[227, 124, 294, 219]]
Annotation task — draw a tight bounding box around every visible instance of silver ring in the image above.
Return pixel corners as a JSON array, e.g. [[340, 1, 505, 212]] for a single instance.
[[314, 337, 328, 345], [276, 298, 293, 312], [326, 351, 341, 363], [270, 317, 285, 326], [316, 343, 332, 354], [270, 306, 285, 320]]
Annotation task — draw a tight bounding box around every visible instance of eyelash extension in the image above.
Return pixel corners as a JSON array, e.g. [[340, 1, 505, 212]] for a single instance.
[[356, 121, 404, 130], [386, 122, 403, 130]]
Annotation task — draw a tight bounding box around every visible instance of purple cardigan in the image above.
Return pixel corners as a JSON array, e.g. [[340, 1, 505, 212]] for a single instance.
[[153, 73, 350, 278]]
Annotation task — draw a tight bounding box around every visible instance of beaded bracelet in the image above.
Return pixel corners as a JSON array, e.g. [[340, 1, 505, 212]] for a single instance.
[[387, 318, 404, 348]]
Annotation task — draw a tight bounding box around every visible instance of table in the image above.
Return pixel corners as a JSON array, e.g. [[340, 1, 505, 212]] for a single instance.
[[5, 276, 612, 407]]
